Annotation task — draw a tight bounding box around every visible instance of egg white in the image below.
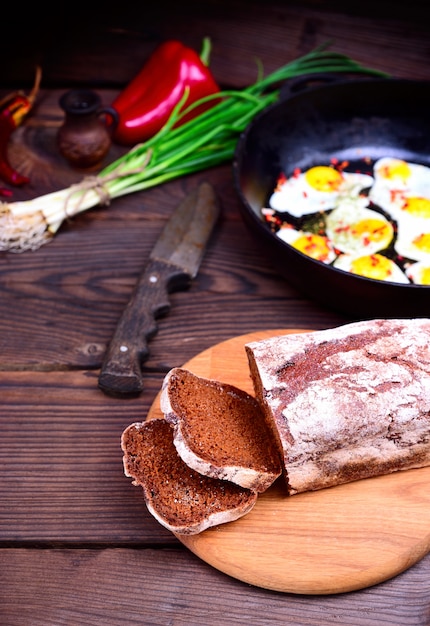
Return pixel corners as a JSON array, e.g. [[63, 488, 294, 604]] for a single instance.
[[325, 201, 394, 256], [394, 217, 430, 262], [333, 253, 409, 284], [405, 261, 430, 285], [269, 166, 373, 217], [373, 157, 430, 190]]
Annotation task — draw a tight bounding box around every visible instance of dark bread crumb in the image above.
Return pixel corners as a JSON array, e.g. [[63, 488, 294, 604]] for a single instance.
[[160, 368, 282, 492], [121, 419, 257, 535]]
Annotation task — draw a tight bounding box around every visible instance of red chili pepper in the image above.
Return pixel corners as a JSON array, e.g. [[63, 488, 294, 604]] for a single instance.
[[111, 38, 220, 145], [0, 66, 42, 187]]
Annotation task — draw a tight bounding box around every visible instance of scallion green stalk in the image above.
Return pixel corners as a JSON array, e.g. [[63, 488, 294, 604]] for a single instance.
[[0, 45, 387, 252]]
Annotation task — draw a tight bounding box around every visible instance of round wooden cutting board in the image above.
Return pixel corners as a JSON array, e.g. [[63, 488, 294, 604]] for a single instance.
[[147, 329, 430, 595]]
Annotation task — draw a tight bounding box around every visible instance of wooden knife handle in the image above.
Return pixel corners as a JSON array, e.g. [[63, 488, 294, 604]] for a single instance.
[[98, 259, 190, 397]]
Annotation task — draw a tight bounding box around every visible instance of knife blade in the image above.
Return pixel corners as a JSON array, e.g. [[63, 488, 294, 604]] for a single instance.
[[98, 182, 220, 397]]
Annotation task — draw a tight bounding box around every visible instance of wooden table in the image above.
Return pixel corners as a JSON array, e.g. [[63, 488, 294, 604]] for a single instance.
[[1, 2, 429, 624]]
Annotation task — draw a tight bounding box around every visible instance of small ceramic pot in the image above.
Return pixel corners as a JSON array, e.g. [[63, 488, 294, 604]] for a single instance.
[[57, 88, 118, 169]]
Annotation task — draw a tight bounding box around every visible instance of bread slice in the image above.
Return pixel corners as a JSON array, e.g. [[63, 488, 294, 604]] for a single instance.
[[121, 418, 257, 535], [245, 318, 430, 495], [160, 368, 282, 492]]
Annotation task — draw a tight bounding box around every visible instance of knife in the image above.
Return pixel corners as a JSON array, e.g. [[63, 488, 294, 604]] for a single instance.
[[98, 182, 220, 397]]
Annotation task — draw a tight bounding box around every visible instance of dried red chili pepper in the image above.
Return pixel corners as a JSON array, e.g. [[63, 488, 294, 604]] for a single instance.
[[111, 38, 220, 145], [0, 66, 42, 187]]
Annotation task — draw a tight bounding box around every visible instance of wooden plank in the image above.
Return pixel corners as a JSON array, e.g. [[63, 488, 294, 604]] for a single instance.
[[1, 547, 430, 625], [0, 370, 175, 543], [0, 288, 346, 370]]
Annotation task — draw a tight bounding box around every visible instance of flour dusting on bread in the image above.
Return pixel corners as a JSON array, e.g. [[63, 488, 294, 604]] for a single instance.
[[245, 318, 430, 495]]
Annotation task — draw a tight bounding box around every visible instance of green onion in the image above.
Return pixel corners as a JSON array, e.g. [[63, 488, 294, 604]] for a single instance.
[[0, 44, 387, 252]]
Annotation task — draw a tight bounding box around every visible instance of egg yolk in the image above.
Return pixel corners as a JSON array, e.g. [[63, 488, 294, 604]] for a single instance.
[[349, 254, 395, 280], [292, 234, 332, 261], [378, 159, 411, 183], [352, 218, 393, 246], [416, 267, 430, 285], [401, 196, 430, 218], [304, 166, 343, 192], [412, 233, 430, 254]]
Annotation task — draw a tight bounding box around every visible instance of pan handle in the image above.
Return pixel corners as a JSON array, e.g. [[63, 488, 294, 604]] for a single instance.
[[279, 72, 347, 101]]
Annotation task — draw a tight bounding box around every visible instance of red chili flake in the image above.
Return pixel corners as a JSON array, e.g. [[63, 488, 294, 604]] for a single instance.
[[414, 233, 427, 244], [302, 235, 331, 261], [274, 172, 287, 191], [334, 224, 351, 234], [329, 158, 349, 172], [381, 166, 392, 179], [304, 236, 317, 252], [389, 189, 405, 204], [328, 179, 341, 191], [292, 167, 301, 178], [262, 208, 283, 228], [362, 226, 386, 246]]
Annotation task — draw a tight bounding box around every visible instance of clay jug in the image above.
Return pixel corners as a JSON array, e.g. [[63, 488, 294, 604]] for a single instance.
[[57, 89, 118, 169]]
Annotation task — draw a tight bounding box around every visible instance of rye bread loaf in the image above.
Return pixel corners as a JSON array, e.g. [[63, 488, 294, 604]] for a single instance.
[[245, 318, 430, 495], [121, 418, 257, 535], [160, 367, 282, 492]]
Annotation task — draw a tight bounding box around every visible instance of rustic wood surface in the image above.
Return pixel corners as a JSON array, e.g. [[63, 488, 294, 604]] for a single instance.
[[1, 1, 430, 624]]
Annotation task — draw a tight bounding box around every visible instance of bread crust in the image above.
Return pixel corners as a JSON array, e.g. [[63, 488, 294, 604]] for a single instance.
[[246, 318, 430, 495]]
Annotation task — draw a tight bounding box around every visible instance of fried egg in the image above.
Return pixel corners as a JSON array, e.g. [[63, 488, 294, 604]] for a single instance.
[[394, 219, 430, 262], [325, 202, 394, 256], [405, 261, 430, 285], [396, 195, 430, 223], [276, 226, 336, 263], [333, 253, 409, 284], [369, 158, 430, 220], [373, 157, 430, 189], [269, 165, 373, 217]]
